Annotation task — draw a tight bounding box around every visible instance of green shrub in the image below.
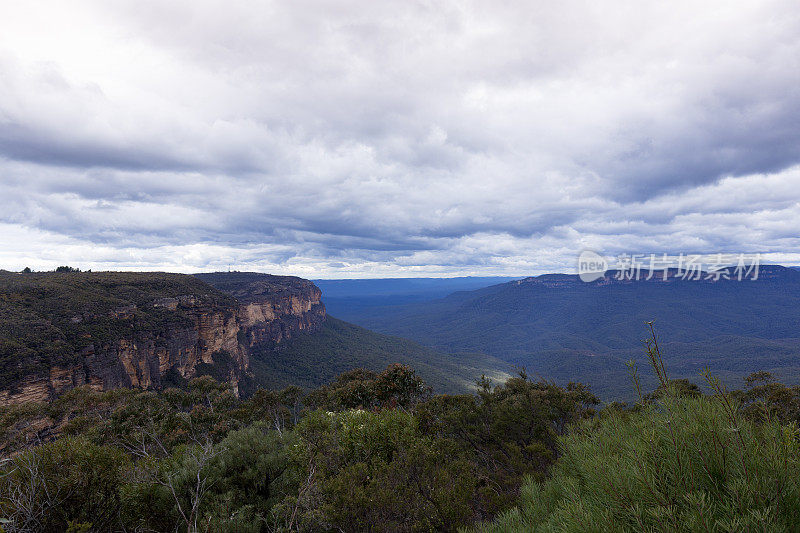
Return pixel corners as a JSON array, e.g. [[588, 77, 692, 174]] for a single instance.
[[0, 437, 131, 532], [121, 423, 299, 533], [732, 371, 800, 426], [306, 363, 431, 411], [290, 408, 476, 532], [417, 374, 598, 518], [475, 392, 800, 532]]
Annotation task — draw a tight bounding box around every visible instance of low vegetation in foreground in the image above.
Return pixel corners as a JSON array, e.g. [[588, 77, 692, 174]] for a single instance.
[[0, 363, 597, 532], [476, 390, 800, 531], [475, 327, 800, 532], [1, 326, 800, 532]]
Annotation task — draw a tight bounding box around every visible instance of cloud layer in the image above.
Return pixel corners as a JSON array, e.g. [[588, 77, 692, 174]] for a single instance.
[[1, 0, 799, 276]]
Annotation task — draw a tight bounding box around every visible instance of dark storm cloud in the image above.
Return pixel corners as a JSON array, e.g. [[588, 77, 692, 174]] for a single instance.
[[1, 0, 799, 275]]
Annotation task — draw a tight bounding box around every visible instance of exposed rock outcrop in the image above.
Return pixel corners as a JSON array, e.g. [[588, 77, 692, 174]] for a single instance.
[[195, 271, 326, 348], [82, 302, 247, 392], [0, 271, 326, 405]]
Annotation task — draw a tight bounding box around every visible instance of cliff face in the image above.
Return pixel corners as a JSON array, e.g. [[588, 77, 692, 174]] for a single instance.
[[0, 271, 326, 405], [82, 299, 247, 393], [238, 287, 325, 345], [195, 272, 326, 348]]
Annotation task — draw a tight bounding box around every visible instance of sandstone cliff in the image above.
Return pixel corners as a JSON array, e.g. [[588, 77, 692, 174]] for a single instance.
[[0, 271, 326, 405], [196, 272, 326, 348]]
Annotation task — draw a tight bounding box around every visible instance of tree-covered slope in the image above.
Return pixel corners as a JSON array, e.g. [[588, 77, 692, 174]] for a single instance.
[[248, 316, 511, 394]]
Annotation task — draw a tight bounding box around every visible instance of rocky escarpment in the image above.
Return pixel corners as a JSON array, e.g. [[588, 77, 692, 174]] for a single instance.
[[195, 272, 326, 347], [0, 271, 326, 405], [87, 296, 247, 391], [0, 303, 245, 404]]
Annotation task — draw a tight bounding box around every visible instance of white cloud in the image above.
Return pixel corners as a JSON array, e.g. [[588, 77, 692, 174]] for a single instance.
[[0, 0, 799, 276]]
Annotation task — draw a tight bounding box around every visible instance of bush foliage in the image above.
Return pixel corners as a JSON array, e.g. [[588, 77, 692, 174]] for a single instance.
[[2, 325, 800, 532], [0, 363, 591, 532], [476, 394, 800, 532]]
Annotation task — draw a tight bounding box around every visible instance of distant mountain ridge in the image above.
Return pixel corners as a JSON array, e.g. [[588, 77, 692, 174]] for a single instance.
[[520, 264, 793, 286], [314, 277, 521, 297], [340, 265, 800, 399], [313, 276, 520, 321]]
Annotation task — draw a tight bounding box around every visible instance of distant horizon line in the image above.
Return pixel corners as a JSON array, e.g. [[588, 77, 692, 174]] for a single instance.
[[4, 264, 800, 280]]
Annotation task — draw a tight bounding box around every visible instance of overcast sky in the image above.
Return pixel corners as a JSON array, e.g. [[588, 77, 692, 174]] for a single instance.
[[1, 1, 799, 277]]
